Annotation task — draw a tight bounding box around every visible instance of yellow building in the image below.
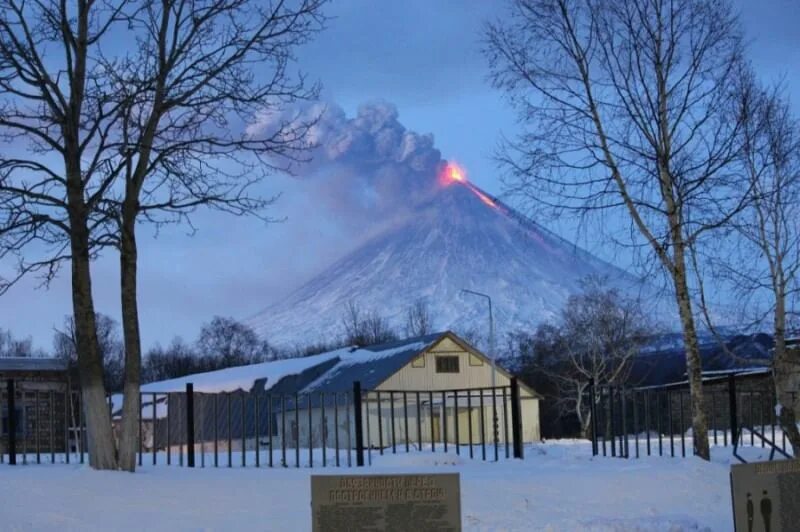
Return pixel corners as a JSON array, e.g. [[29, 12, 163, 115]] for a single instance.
[[132, 331, 542, 459], [301, 331, 542, 450]]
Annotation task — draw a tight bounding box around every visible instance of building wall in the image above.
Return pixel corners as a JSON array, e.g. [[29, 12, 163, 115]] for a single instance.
[[375, 336, 541, 442], [277, 334, 545, 448], [282, 395, 541, 451], [378, 337, 506, 390], [150, 335, 543, 452], [0, 373, 72, 454]]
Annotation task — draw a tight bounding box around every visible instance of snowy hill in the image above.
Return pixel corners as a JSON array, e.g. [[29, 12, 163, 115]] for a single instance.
[[248, 176, 649, 348]]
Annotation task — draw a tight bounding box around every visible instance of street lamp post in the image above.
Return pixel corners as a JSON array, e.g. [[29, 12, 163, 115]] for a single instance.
[[461, 289, 499, 451]]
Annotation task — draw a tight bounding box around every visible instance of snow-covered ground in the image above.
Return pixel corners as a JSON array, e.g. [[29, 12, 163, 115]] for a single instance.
[[0, 440, 769, 531]]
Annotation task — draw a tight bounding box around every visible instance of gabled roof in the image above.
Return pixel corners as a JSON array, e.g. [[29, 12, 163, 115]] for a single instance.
[[302, 332, 445, 393], [0, 357, 68, 372], [136, 350, 344, 394], [133, 330, 538, 402]]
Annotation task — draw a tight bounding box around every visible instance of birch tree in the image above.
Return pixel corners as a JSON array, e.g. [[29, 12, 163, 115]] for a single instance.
[[0, 0, 326, 470], [485, 0, 748, 459], [700, 81, 800, 453], [738, 86, 800, 453], [99, 0, 326, 472], [0, 0, 130, 469]]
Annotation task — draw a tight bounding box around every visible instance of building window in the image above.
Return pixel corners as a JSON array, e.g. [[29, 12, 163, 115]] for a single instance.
[[435, 356, 460, 374], [411, 354, 425, 368]]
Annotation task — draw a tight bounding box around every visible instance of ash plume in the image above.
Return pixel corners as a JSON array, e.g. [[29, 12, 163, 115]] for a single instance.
[[250, 101, 445, 221]]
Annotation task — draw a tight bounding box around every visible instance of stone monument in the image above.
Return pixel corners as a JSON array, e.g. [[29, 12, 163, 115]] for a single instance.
[[311, 473, 461, 532], [730, 459, 800, 532]]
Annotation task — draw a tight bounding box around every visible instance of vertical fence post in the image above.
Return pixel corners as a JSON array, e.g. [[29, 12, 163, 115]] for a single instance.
[[186, 383, 195, 468], [64, 387, 70, 464], [609, 387, 616, 457], [510, 377, 523, 459], [728, 374, 738, 447], [620, 388, 628, 459], [7, 379, 16, 465], [353, 381, 364, 467]]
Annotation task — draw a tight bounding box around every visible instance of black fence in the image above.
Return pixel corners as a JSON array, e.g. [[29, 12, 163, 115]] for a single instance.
[[0, 379, 87, 465], [589, 373, 796, 460], [2, 378, 525, 468]]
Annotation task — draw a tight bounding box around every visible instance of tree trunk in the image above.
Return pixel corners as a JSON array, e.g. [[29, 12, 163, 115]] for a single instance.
[[581, 411, 592, 440], [673, 262, 710, 460], [772, 317, 800, 456], [117, 203, 142, 472], [69, 218, 118, 470]]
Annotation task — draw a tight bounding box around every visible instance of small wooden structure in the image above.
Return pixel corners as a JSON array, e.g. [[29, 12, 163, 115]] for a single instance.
[[1, 357, 73, 457]]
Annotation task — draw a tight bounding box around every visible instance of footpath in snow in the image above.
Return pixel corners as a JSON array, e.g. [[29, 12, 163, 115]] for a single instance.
[[0, 440, 756, 531]]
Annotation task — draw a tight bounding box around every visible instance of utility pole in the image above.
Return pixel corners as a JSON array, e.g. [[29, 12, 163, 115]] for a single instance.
[[461, 289, 499, 451]]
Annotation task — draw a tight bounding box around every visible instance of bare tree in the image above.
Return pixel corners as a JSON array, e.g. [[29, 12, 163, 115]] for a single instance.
[[523, 278, 652, 437], [101, 0, 326, 472], [196, 316, 270, 366], [0, 328, 44, 358], [485, 0, 748, 459], [698, 80, 800, 453], [404, 298, 434, 337], [54, 313, 125, 393], [282, 338, 349, 358], [0, 1, 133, 469], [0, 0, 327, 470], [341, 301, 398, 346], [142, 337, 198, 382]]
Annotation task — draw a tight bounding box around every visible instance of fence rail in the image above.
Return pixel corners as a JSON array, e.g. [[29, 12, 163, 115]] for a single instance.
[[1, 378, 525, 468], [589, 374, 797, 460]]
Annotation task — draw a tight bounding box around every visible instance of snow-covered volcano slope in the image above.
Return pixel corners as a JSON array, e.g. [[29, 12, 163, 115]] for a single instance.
[[248, 181, 647, 347]]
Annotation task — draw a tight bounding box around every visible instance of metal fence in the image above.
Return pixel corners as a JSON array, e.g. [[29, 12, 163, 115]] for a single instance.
[[2, 378, 525, 467], [589, 374, 796, 461], [0, 380, 87, 465]]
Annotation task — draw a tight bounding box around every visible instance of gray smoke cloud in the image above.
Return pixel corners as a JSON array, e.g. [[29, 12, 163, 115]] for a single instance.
[[250, 101, 445, 220]]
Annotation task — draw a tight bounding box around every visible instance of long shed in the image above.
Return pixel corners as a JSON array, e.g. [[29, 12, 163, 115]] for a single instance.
[[125, 331, 542, 454]]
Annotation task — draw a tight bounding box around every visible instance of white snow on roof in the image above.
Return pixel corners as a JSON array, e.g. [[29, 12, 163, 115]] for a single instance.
[[340, 341, 427, 364], [140, 350, 345, 394], [108, 337, 434, 418], [109, 393, 169, 420], [302, 340, 430, 392], [140, 339, 430, 395], [108, 349, 344, 419]]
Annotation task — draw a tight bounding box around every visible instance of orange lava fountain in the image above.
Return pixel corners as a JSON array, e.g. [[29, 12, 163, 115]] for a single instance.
[[440, 161, 499, 208]]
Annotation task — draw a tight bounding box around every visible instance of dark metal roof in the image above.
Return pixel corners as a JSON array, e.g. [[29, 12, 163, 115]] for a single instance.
[[301, 332, 446, 394], [630, 333, 773, 387], [0, 357, 68, 372], [265, 357, 342, 395]]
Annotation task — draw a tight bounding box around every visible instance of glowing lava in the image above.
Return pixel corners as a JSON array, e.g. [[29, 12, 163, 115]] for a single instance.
[[471, 187, 497, 208], [441, 162, 467, 185], [440, 161, 499, 209]]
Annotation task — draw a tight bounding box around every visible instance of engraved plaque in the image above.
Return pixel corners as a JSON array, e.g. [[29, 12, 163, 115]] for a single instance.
[[731, 460, 800, 532], [311, 473, 461, 532]]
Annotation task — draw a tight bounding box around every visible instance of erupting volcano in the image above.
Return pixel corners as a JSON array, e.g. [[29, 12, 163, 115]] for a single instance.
[[248, 162, 645, 348], [441, 162, 498, 208]]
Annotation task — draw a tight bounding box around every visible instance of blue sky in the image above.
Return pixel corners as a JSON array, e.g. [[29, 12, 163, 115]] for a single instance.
[[1, 0, 798, 351]]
